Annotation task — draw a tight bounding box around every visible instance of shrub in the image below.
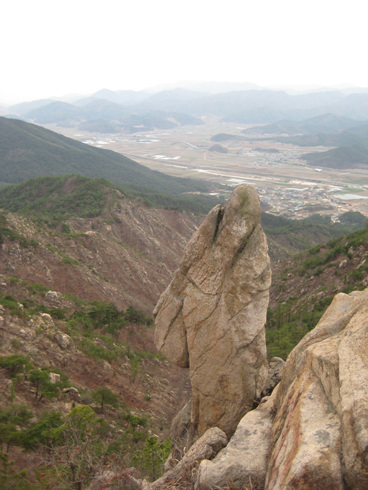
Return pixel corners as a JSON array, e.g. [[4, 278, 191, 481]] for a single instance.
[[23, 410, 64, 450], [352, 268, 364, 282], [0, 355, 32, 378]]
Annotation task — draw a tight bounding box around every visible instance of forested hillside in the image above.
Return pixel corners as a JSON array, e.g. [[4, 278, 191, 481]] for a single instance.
[[267, 226, 368, 359], [0, 117, 221, 213]]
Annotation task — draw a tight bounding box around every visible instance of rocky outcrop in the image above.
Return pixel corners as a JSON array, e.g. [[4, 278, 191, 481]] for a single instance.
[[55, 332, 72, 350], [196, 287, 368, 489], [154, 184, 271, 439], [266, 288, 368, 489], [167, 400, 194, 465], [63, 387, 82, 403]]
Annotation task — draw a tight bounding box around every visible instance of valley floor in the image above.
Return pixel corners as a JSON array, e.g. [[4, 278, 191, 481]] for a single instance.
[[52, 118, 368, 219]]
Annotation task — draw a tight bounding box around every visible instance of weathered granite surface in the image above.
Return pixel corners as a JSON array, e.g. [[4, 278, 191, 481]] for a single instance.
[[154, 184, 271, 439], [197, 288, 368, 489]]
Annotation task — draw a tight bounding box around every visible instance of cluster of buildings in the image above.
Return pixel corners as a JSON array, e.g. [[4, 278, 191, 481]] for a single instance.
[[257, 185, 364, 219]]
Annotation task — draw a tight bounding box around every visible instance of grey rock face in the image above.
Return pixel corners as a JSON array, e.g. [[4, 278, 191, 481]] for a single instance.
[[168, 400, 196, 463], [262, 356, 285, 397], [49, 372, 61, 384], [154, 184, 271, 438], [63, 387, 82, 403]]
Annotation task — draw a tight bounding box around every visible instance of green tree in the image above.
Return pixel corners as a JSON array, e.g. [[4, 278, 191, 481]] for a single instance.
[[125, 305, 152, 325], [0, 404, 33, 452], [91, 387, 119, 412], [139, 436, 171, 481], [42, 406, 112, 490], [29, 368, 69, 402], [29, 369, 58, 401], [88, 301, 120, 327], [0, 452, 30, 489]]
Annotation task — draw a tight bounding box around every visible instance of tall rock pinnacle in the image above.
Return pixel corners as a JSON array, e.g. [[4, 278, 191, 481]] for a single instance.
[[154, 184, 271, 438]]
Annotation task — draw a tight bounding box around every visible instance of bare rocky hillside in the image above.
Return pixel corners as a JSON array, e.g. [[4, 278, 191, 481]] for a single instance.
[[0, 199, 201, 314]]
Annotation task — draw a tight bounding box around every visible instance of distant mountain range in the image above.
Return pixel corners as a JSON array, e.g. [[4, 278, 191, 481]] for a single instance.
[[241, 113, 368, 169], [4, 87, 368, 170], [5, 87, 368, 133], [6, 97, 204, 133], [242, 113, 365, 136], [75, 88, 150, 107]]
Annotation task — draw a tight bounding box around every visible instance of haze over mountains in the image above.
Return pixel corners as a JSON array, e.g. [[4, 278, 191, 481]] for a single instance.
[[2, 111, 367, 261], [4, 84, 367, 170], [6, 86, 368, 128]]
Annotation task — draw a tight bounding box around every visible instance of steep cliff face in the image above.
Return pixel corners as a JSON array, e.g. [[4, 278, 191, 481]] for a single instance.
[[197, 287, 368, 489], [154, 184, 271, 439]]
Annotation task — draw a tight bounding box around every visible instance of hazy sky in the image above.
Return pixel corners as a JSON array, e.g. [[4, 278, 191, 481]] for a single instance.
[[1, 0, 367, 104]]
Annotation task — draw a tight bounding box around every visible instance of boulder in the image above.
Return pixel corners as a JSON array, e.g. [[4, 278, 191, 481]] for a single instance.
[[46, 290, 62, 305], [150, 427, 227, 489], [261, 356, 285, 397], [154, 184, 271, 439], [49, 372, 61, 384], [55, 332, 72, 350], [40, 312, 53, 322], [63, 387, 82, 403], [196, 388, 277, 489], [339, 259, 348, 268], [169, 400, 197, 464]]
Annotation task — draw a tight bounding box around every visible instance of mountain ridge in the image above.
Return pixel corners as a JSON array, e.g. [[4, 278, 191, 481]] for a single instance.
[[1, 174, 365, 263], [7, 88, 368, 128]]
